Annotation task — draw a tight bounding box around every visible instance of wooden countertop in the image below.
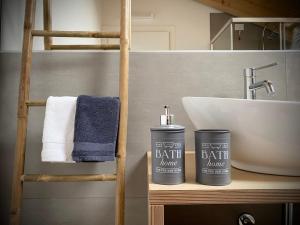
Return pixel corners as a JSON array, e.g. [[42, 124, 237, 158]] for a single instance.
[[147, 151, 300, 205]]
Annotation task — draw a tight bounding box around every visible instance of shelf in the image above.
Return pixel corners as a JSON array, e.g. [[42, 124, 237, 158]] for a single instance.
[[147, 151, 300, 205]]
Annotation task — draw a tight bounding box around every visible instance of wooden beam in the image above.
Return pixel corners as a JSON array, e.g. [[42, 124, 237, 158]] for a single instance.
[[150, 205, 164, 225], [22, 174, 117, 182], [115, 0, 130, 225], [43, 0, 52, 50], [10, 1, 36, 225], [32, 30, 120, 38], [50, 44, 120, 50], [128, 0, 132, 49], [26, 100, 46, 106], [197, 0, 300, 17]]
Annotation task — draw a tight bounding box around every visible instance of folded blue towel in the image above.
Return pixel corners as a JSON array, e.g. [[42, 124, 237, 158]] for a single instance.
[[72, 95, 120, 162]]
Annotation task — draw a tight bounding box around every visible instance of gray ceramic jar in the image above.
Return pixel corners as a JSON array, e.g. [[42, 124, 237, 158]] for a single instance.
[[151, 125, 185, 185], [195, 129, 231, 186]]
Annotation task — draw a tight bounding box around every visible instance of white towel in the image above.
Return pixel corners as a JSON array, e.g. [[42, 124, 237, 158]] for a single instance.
[[42, 96, 77, 162]]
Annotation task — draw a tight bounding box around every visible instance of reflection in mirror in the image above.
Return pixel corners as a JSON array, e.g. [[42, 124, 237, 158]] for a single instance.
[[102, 0, 220, 50], [1, 0, 220, 51], [103, 0, 300, 51], [1, 0, 300, 51], [210, 17, 300, 50]]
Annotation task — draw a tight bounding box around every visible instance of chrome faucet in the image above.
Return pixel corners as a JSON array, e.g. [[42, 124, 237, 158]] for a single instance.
[[243, 62, 277, 99]]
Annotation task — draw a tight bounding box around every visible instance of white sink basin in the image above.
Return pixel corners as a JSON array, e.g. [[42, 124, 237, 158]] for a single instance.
[[182, 97, 300, 176]]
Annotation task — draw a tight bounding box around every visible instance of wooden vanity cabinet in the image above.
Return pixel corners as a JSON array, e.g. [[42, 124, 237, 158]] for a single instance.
[[147, 151, 300, 225]]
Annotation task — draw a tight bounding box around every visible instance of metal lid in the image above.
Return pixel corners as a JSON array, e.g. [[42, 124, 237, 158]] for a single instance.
[[195, 129, 230, 133], [151, 124, 185, 132], [195, 129, 230, 138]]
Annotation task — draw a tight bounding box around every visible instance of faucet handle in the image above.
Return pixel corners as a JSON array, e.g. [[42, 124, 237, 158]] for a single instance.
[[253, 62, 277, 71]]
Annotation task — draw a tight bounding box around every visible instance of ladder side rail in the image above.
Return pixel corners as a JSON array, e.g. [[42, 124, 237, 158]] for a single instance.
[[10, 1, 36, 225], [43, 0, 52, 50], [115, 0, 130, 225]]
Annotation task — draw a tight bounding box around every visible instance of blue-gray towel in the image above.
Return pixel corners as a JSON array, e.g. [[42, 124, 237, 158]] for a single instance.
[[72, 95, 120, 162]]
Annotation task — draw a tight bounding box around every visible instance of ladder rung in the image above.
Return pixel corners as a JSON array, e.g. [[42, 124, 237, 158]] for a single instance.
[[21, 174, 117, 182], [32, 30, 120, 38], [50, 44, 120, 50], [26, 100, 46, 106]]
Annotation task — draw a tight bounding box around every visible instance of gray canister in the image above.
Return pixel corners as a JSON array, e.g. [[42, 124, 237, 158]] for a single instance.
[[150, 105, 185, 185], [195, 129, 231, 186], [151, 125, 185, 185]]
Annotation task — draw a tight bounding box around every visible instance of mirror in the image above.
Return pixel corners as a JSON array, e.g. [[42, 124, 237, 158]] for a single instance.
[[103, 0, 300, 51], [1, 0, 299, 51]]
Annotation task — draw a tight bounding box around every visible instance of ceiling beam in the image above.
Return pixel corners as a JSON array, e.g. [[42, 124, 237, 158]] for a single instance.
[[197, 0, 300, 17]]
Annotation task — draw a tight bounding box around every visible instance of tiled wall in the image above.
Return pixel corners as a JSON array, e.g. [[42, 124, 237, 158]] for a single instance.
[[0, 51, 299, 225]]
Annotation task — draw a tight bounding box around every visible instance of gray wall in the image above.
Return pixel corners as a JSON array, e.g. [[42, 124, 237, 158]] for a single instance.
[[0, 51, 299, 225]]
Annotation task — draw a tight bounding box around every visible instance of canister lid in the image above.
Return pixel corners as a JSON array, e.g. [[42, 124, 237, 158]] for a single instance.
[[195, 129, 230, 133], [151, 124, 185, 132], [195, 129, 230, 138]]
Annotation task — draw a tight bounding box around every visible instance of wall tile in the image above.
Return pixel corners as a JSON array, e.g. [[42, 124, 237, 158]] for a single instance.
[[286, 52, 300, 101], [0, 51, 296, 225], [22, 197, 147, 225]]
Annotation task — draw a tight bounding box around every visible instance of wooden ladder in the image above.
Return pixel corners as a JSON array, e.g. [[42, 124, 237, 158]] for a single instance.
[[9, 0, 130, 225]]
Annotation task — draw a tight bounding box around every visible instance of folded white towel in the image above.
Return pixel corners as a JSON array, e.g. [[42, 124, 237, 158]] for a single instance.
[[42, 96, 77, 162]]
